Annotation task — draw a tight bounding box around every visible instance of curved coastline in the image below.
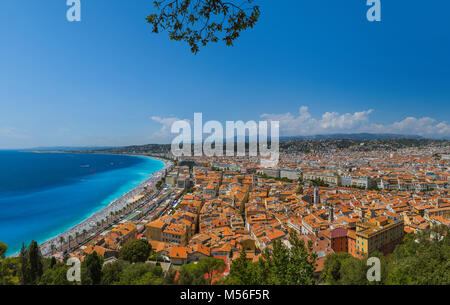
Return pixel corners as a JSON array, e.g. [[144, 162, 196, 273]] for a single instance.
[[9, 153, 171, 257]]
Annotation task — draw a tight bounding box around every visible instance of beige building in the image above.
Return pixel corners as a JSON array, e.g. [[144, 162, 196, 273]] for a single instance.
[[303, 171, 341, 186]]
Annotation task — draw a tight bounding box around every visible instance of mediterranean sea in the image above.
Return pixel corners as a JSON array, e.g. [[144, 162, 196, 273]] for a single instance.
[[0, 151, 164, 256]]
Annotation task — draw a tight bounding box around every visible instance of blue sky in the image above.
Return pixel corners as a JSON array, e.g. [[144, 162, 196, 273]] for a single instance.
[[0, 0, 449, 148]]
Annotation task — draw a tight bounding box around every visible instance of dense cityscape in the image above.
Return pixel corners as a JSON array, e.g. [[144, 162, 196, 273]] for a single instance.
[[1, 138, 448, 285]]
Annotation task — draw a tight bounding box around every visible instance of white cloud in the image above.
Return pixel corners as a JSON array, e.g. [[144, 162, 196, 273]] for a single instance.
[[260, 106, 450, 137], [387, 117, 450, 136], [318, 109, 373, 130], [261, 106, 374, 136], [149, 108, 450, 143], [150, 116, 190, 143]]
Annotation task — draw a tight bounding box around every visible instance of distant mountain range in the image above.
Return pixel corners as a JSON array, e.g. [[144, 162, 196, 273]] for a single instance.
[[279, 133, 425, 141], [17, 133, 449, 151], [222, 133, 426, 143], [225, 133, 426, 143]]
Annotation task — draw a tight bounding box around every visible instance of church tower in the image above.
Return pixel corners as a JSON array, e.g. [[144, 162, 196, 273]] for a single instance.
[[329, 204, 334, 229], [313, 186, 320, 206]]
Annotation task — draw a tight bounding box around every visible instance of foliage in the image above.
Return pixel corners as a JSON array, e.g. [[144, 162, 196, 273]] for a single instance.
[[39, 262, 76, 285], [321, 227, 450, 285], [156, 180, 164, 190], [118, 262, 164, 285], [0, 241, 7, 259], [222, 248, 267, 285], [177, 261, 208, 285], [321, 252, 367, 285], [310, 178, 329, 187], [50, 256, 57, 268], [385, 228, 450, 285], [27, 241, 44, 283], [149, 252, 168, 262], [321, 252, 347, 284], [146, 0, 260, 53], [163, 269, 178, 285], [18, 241, 43, 285], [0, 257, 21, 285], [119, 239, 152, 263], [198, 257, 226, 285], [101, 259, 165, 285], [269, 233, 316, 285], [176, 257, 226, 285], [338, 256, 367, 285], [81, 251, 103, 285], [101, 259, 130, 285], [221, 231, 317, 285], [119, 263, 163, 285], [3, 227, 449, 286]]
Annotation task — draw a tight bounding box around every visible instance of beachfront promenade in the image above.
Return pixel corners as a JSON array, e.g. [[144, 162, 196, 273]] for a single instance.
[[39, 157, 173, 257]]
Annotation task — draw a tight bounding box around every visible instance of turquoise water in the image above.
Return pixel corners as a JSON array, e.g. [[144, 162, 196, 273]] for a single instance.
[[0, 151, 164, 256]]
